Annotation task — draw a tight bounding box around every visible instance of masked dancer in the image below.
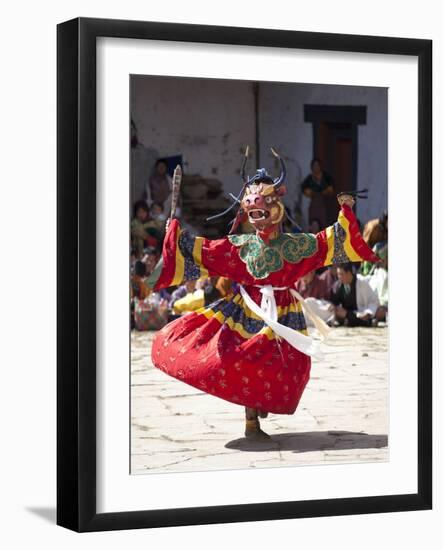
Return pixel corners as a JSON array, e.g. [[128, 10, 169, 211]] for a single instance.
[[147, 150, 379, 440]]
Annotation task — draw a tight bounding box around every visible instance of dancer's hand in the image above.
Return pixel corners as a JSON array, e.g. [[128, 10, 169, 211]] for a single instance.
[[337, 194, 355, 209]]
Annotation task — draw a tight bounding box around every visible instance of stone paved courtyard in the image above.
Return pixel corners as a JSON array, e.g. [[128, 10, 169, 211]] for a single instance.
[[131, 327, 388, 474]]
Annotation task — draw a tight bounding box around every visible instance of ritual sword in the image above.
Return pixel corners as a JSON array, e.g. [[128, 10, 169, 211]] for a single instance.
[[167, 164, 183, 229]]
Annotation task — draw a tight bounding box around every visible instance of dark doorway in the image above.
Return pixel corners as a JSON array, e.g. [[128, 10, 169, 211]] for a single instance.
[[304, 105, 367, 224]]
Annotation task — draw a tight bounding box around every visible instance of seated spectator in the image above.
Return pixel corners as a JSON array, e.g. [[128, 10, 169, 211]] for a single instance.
[[148, 159, 172, 215], [131, 248, 169, 331], [170, 280, 197, 309], [172, 285, 205, 314], [331, 263, 380, 327], [141, 247, 159, 276], [295, 270, 330, 300], [295, 270, 335, 326], [131, 200, 161, 258], [150, 202, 167, 232], [173, 277, 222, 315], [362, 210, 388, 249], [130, 261, 151, 301], [318, 265, 338, 297], [215, 277, 233, 298], [130, 248, 137, 272], [199, 276, 223, 305], [366, 242, 388, 323], [134, 293, 169, 331], [361, 239, 387, 276]]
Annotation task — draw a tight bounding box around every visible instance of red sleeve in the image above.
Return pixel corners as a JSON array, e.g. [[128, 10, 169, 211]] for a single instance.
[[317, 205, 380, 267], [146, 220, 242, 290]]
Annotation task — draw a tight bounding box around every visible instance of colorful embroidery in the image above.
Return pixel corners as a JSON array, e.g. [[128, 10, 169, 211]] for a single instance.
[[332, 222, 351, 264], [178, 231, 201, 280], [201, 293, 307, 337], [229, 233, 317, 279]]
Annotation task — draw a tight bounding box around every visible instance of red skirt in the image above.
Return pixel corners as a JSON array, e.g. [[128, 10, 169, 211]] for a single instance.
[[151, 292, 311, 414]]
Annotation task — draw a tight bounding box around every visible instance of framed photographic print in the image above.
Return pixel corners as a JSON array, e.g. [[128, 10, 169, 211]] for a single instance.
[[57, 17, 432, 532]]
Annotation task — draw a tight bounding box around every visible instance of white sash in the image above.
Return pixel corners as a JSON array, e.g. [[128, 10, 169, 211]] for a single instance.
[[239, 285, 331, 360], [290, 288, 332, 340]]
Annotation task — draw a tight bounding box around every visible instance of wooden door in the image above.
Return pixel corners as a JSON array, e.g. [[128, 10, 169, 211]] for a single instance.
[[315, 121, 356, 224]]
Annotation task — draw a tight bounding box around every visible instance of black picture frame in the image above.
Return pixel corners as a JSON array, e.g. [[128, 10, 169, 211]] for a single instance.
[[57, 17, 432, 532]]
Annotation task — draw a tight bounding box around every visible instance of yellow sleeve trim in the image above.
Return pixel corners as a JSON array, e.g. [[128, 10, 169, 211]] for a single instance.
[[324, 225, 335, 266], [171, 228, 185, 286], [193, 237, 209, 278], [338, 211, 363, 262]]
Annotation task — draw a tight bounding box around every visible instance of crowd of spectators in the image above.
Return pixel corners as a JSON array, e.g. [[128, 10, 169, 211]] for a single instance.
[[130, 247, 234, 330], [130, 155, 235, 330], [295, 249, 388, 330]]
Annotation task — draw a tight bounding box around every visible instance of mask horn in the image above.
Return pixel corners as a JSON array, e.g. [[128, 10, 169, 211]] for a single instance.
[[241, 145, 250, 183], [271, 147, 286, 188], [206, 148, 250, 222]]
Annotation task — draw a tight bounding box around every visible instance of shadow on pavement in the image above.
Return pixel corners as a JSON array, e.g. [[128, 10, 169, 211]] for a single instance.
[[225, 430, 388, 453]]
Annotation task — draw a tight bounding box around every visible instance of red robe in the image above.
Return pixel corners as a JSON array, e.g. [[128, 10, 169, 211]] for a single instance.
[[148, 205, 378, 415]]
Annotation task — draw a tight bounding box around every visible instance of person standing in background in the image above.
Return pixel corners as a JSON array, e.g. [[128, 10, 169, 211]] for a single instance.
[[302, 158, 335, 228]]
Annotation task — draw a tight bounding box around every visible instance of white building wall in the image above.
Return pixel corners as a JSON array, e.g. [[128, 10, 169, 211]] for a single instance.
[[131, 76, 256, 195], [259, 82, 388, 223]]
